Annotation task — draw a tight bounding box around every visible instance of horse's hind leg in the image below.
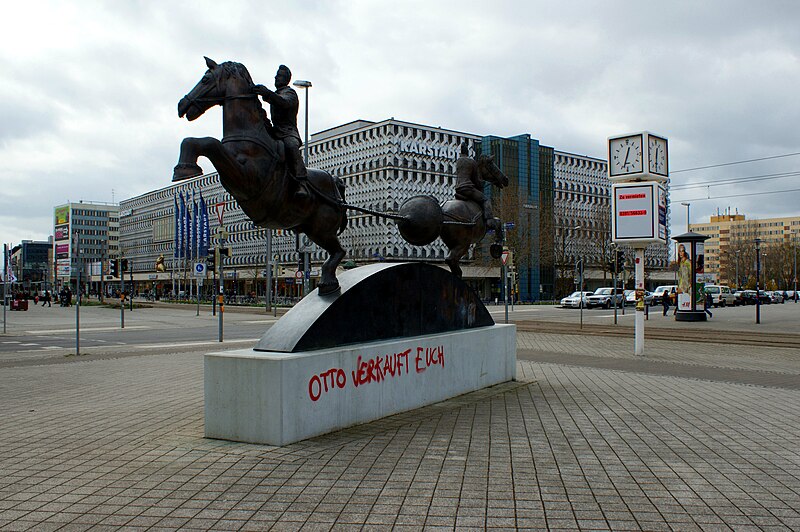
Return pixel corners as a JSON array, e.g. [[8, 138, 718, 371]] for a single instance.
[[445, 244, 469, 278], [308, 230, 346, 295]]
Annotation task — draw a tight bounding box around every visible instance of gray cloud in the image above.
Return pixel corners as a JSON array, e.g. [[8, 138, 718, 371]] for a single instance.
[[1, 0, 799, 245]]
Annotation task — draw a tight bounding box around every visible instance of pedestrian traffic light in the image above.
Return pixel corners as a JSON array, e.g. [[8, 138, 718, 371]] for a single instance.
[[121, 259, 128, 272], [616, 250, 625, 266]]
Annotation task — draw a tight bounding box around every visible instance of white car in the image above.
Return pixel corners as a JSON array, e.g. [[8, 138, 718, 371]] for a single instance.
[[560, 291, 592, 308]]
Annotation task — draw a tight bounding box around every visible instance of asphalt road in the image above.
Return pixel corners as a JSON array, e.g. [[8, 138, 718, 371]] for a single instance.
[[1, 299, 797, 365]]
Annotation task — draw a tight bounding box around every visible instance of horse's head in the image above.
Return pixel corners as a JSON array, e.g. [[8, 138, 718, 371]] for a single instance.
[[477, 154, 509, 189], [178, 57, 254, 121]]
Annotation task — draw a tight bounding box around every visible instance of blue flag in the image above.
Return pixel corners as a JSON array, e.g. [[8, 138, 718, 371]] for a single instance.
[[173, 194, 179, 258], [199, 192, 210, 256], [178, 192, 187, 259], [191, 191, 198, 259]]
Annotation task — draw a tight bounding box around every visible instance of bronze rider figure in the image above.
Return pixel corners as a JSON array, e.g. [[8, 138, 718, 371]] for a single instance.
[[454, 142, 496, 230], [252, 65, 309, 199]]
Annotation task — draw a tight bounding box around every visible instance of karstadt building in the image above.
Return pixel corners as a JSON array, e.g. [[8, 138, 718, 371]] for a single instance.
[[118, 118, 669, 301]]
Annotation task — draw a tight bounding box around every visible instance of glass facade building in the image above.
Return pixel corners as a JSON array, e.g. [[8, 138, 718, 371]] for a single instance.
[[477, 135, 555, 301]]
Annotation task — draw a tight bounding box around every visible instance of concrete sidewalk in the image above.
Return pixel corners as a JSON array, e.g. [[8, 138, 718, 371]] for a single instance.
[[0, 328, 798, 529]]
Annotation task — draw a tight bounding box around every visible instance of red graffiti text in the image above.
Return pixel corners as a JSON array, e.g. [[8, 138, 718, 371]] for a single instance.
[[352, 348, 412, 387], [415, 345, 445, 373], [308, 368, 347, 402]]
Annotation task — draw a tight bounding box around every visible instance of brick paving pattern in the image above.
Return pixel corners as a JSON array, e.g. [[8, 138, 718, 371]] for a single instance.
[[0, 331, 798, 530]]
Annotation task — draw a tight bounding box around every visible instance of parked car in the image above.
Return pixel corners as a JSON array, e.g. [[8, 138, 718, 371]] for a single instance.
[[703, 285, 736, 307], [768, 291, 785, 304], [624, 289, 653, 305], [560, 291, 592, 308], [756, 290, 771, 304], [586, 287, 625, 309], [732, 290, 747, 306], [739, 290, 759, 305], [652, 285, 677, 305]]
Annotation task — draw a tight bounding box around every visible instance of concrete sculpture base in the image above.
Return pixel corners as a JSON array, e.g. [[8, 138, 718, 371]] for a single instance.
[[205, 324, 516, 446]]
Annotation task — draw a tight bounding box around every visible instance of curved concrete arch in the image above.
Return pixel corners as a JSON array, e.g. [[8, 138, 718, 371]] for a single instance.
[[255, 262, 494, 353]]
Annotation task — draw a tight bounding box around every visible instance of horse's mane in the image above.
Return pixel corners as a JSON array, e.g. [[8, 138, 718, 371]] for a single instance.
[[219, 61, 254, 86]]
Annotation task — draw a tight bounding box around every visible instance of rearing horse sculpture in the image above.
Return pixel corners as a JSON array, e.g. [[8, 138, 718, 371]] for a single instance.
[[440, 155, 508, 277], [173, 57, 346, 295]]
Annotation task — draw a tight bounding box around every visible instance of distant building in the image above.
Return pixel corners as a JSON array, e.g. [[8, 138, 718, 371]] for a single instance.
[[8, 240, 52, 292], [53, 202, 119, 291], [689, 210, 800, 288], [476, 134, 554, 301]]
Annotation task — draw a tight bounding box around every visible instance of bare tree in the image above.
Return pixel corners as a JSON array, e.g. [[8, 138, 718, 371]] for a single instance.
[[490, 179, 534, 268]]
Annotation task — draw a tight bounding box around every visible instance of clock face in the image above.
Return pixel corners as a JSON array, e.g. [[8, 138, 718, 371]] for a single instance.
[[648, 135, 668, 176], [609, 135, 643, 176]]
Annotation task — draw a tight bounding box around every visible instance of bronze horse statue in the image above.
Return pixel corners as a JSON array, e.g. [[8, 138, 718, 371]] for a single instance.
[[173, 57, 346, 295], [396, 154, 508, 278], [441, 155, 508, 277]]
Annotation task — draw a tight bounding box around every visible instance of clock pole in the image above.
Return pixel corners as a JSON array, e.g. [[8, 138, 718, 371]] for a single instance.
[[634, 247, 645, 356], [609, 131, 669, 357]]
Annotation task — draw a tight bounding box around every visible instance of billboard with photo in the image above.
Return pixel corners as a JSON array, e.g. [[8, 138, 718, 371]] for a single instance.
[[54, 225, 69, 241], [54, 206, 69, 225], [675, 242, 692, 310]]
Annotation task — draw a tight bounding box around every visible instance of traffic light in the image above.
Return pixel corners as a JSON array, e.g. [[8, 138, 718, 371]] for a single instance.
[[110, 259, 119, 277], [207, 252, 216, 270], [219, 247, 231, 257], [121, 259, 128, 272]]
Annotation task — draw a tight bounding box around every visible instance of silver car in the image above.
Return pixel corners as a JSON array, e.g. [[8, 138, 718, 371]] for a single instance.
[[560, 291, 592, 308]]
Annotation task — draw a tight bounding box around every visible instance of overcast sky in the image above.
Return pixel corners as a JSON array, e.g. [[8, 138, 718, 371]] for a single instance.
[[2, 0, 799, 247]]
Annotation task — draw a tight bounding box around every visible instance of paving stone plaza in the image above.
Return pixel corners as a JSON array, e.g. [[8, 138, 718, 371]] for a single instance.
[[0, 306, 799, 530]]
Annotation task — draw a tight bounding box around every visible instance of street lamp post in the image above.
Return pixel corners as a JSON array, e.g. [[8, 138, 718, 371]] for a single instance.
[[755, 238, 761, 324], [735, 249, 741, 290], [681, 202, 691, 232], [293, 79, 312, 297], [792, 231, 798, 303]]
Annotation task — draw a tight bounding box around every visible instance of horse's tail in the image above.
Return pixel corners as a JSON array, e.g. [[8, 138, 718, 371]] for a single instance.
[[335, 176, 348, 235]]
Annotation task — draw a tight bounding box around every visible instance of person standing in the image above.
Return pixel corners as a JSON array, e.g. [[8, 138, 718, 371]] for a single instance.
[[704, 290, 713, 318], [662, 291, 670, 316]]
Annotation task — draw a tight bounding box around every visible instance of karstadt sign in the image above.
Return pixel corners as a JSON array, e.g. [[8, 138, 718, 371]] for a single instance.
[[397, 138, 464, 159]]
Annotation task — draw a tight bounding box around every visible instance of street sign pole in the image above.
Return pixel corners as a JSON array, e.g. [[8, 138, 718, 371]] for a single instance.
[[3, 244, 8, 334], [218, 237, 225, 342], [74, 232, 81, 356], [120, 260, 125, 329]]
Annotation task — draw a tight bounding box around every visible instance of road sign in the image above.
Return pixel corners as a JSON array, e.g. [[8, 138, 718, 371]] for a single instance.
[[501, 251, 510, 265], [295, 270, 304, 279], [192, 262, 206, 277], [504, 222, 515, 229]]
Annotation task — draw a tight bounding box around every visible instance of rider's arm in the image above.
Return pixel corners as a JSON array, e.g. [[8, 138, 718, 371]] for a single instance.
[[253, 85, 297, 110]]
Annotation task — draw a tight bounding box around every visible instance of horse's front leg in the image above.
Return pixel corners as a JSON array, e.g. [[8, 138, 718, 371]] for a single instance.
[[173, 136, 240, 182]]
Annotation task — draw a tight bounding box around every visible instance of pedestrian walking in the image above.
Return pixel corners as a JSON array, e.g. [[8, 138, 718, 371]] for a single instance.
[[704, 291, 713, 318], [662, 292, 670, 316]]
